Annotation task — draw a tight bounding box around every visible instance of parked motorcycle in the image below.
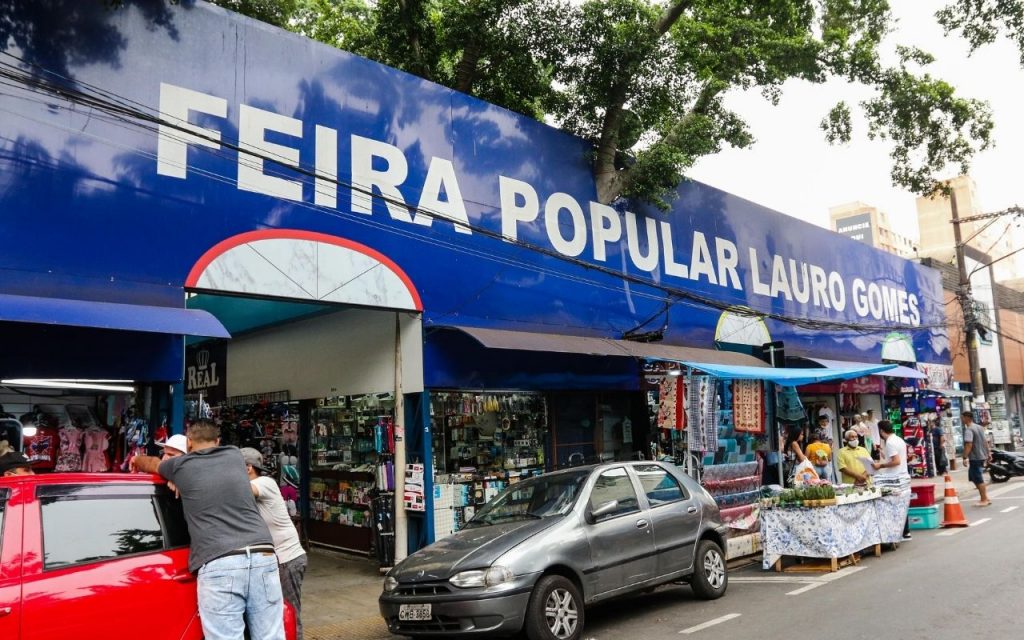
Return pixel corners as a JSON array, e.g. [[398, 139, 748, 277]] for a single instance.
[[988, 448, 1024, 483]]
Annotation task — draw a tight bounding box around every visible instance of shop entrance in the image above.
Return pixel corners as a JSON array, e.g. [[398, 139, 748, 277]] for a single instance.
[[184, 230, 426, 623]]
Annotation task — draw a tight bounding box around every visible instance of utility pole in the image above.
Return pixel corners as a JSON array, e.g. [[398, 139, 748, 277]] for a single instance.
[[949, 186, 987, 404]]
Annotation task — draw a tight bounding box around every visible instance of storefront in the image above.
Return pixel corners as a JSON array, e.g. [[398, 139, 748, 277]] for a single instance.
[[1, 2, 952, 571]]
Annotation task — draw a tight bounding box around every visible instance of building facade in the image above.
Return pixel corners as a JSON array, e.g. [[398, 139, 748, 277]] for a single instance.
[[829, 201, 919, 259], [916, 175, 1024, 287]]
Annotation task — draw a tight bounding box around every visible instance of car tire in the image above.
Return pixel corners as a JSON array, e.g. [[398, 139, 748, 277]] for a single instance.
[[690, 539, 728, 600], [524, 575, 584, 640]]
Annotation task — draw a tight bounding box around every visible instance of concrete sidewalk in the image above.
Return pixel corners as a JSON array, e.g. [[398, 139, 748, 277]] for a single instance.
[[303, 550, 391, 640]]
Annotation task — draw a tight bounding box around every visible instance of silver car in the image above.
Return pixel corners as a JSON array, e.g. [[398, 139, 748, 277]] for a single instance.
[[379, 461, 729, 640]]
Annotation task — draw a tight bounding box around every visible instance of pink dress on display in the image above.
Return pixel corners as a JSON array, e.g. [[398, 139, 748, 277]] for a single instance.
[[55, 426, 84, 472], [82, 429, 111, 472]]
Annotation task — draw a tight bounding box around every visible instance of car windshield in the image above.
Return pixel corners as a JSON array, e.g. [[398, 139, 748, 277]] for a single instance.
[[467, 470, 589, 526]]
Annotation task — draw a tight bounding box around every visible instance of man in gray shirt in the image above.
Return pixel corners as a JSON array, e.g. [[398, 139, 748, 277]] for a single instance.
[[962, 413, 992, 506], [133, 421, 285, 639]]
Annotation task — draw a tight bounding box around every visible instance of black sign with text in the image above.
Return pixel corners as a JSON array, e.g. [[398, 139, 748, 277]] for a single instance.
[[186, 341, 227, 403]]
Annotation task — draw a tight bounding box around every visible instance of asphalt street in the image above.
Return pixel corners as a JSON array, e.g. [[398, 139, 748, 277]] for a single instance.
[[578, 478, 1024, 640]]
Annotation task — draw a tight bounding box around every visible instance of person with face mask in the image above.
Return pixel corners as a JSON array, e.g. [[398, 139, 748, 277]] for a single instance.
[[837, 429, 871, 485]]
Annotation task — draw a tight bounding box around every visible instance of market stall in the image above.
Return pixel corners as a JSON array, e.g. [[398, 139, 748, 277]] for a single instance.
[[760, 486, 911, 570]]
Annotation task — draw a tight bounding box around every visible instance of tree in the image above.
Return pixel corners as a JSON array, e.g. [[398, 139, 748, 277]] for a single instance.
[[938, 0, 1024, 64], [225, 0, 996, 208]]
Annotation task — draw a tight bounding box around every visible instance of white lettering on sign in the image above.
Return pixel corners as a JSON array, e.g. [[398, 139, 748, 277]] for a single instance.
[[153, 82, 930, 328]]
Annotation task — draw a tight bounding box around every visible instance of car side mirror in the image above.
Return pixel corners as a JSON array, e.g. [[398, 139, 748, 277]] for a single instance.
[[587, 499, 619, 524]]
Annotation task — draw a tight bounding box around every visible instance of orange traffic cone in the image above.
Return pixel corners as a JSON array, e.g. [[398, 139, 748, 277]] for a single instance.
[[941, 473, 970, 527]]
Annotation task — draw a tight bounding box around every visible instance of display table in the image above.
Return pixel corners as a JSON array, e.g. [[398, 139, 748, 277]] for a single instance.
[[761, 493, 910, 570]]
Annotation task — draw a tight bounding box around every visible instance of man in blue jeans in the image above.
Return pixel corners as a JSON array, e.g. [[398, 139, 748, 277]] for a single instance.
[[133, 421, 284, 639]]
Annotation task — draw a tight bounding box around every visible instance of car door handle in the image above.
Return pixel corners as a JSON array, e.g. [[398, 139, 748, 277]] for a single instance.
[[173, 573, 196, 584], [687, 506, 698, 514], [0, 607, 11, 616], [635, 519, 649, 529]]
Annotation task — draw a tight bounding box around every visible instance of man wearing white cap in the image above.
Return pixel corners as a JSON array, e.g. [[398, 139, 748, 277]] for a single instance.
[[158, 434, 189, 460], [853, 414, 869, 447], [241, 447, 307, 640]]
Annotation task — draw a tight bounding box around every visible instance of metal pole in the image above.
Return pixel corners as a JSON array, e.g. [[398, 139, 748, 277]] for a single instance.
[[950, 186, 987, 404], [393, 314, 408, 563]]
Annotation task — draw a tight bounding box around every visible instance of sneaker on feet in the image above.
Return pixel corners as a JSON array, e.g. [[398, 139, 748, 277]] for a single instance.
[[902, 534, 913, 540]]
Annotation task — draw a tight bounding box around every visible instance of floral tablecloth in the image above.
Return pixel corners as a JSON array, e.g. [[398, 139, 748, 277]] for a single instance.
[[761, 494, 911, 569]]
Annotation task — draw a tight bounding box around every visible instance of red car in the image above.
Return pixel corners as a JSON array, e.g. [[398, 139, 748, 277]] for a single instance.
[[0, 472, 297, 639]]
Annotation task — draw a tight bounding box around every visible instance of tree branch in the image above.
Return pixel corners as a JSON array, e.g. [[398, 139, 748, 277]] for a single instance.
[[660, 82, 723, 149], [655, 0, 694, 35]]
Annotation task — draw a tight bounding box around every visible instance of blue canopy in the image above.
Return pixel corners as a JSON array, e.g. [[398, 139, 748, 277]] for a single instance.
[[0, 293, 230, 338], [682, 362, 897, 386]]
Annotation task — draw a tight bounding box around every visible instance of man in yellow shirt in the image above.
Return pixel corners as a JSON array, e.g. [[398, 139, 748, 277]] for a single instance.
[[837, 429, 871, 485]]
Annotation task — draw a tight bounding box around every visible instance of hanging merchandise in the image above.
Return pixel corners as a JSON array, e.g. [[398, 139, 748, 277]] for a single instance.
[[733, 380, 766, 434], [119, 418, 149, 471], [55, 424, 85, 472], [686, 377, 705, 452], [82, 425, 111, 472], [776, 386, 805, 422], [657, 377, 686, 430], [706, 382, 720, 453]]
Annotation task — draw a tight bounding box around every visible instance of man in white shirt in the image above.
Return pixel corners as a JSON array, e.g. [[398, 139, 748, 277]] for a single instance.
[[242, 448, 308, 639], [872, 420, 912, 540]]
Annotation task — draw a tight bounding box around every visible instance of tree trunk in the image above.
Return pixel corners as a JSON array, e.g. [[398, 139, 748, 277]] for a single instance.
[[593, 83, 629, 204], [455, 40, 482, 94], [398, 0, 430, 80]]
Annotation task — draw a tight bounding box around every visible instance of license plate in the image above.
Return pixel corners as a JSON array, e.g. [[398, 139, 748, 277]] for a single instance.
[[399, 604, 432, 621]]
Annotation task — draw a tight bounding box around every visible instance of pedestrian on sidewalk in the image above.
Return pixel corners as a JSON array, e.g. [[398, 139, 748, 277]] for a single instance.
[[873, 421, 913, 540], [930, 416, 948, 476], [242, 448, 308, 640], [962, 413, 992, 507], [132, 421, 285, 640]]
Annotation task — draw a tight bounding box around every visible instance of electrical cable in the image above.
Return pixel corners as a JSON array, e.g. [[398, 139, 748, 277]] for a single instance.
[[0, 52, 952, 336]]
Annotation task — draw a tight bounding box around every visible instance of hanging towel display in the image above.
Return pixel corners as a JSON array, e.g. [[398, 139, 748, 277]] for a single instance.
[[733, 380, 765, 434], [657, 377, 686, 430], [687, 376, 705, 451], [776, 385, 806, 422], [704, 381, 720, 453]]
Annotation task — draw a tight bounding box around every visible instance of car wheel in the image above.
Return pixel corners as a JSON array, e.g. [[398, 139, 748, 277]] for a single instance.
[[690, 539, 728, 600], [524, 575, 584, 640]]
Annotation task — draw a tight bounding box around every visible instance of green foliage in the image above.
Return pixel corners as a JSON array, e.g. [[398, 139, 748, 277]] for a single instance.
[[207, 0, 299, 28], [938, 0, 1024, 65], [214, 0, 995, 207]]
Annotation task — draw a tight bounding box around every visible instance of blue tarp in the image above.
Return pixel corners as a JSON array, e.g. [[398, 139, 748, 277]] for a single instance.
[[806, 358, 926, 380], [682, 362, 897, 386], [0, 293, 230, 338]]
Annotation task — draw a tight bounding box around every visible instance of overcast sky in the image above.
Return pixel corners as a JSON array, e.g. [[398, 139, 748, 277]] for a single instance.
[[688, 1, 1024, 242]]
